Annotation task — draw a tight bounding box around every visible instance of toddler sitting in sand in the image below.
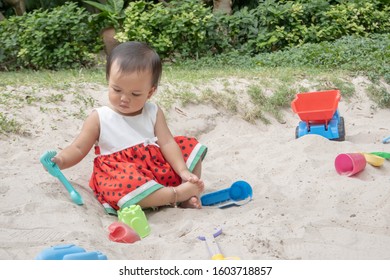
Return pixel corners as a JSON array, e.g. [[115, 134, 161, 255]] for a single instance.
[[49, 41, 207, 215]]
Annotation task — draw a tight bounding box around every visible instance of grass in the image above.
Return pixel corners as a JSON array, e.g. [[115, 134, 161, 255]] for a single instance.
[[0, 68, 105, 87], [0, 69, 106, 136], [0, 112, 22, 134], [1, 33, 389, 135], [0, 65, 386, 136]]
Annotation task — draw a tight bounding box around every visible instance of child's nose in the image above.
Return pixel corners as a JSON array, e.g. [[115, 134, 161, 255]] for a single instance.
[[120, 94, 129, 102]]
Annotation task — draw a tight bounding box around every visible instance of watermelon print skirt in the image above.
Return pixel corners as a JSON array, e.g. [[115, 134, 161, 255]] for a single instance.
[[89, 136, 207, 215]]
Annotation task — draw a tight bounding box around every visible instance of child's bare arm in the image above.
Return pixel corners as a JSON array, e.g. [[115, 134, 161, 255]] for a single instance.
[[52, 110, 100, 170], [154, 106, 193, 179]]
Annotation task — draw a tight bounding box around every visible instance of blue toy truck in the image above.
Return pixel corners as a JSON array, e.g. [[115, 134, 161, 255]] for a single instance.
[[291, 90, 345, 141]]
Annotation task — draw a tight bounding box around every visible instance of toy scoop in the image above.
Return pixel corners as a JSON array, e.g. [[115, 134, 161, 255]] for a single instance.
[[40, 150, 84, 205], [370, 152, 390, 160], [360, 152, 385, 167], [200, 181, 252, 208]]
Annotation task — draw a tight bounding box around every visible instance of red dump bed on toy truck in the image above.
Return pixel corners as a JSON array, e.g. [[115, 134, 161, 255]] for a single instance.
[[291, 90, 340, 122]]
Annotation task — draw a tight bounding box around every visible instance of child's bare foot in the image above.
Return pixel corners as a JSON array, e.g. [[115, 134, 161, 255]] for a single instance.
[[180, 196, 202, 209], [174, 179, 204, 208]]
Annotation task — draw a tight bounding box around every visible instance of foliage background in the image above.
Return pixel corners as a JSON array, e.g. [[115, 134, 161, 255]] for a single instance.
[[0, 0, 389, 76]]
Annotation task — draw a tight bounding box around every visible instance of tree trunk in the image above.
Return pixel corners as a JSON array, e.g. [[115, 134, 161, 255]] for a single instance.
[[213, 0, 232, 15], [4, 0, 26, 16], [101, 27, 119, 57], [0, 12, 5, 21]]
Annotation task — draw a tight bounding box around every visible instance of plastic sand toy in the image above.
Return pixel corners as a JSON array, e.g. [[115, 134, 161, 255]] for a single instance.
[[291, 90, 345, 141], [198, 228, 239, 260], [35, 244, 107, 260], [334, 153, 367, 176], [361, 152, 385, 167], [118, 205, 150, 238], [383, 136, 390, 144], [108, 221, 141, 243], [200, 181, 252, 208], [370, 152, 390, 160], [40, 150, 84, 205]]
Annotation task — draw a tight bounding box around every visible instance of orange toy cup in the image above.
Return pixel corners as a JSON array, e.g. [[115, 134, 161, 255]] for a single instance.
[[334, 153, 367, 176]]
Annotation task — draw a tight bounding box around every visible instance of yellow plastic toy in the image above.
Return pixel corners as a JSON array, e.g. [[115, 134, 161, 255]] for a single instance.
[[198, 228, 239, 260], [360, 152, 385, 167]]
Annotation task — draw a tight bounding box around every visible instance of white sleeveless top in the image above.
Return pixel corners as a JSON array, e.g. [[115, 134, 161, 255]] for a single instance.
[[95, 102, 158, 155]]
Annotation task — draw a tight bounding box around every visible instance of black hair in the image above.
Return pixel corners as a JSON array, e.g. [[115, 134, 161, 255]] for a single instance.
[[106, 41, 162, 87]]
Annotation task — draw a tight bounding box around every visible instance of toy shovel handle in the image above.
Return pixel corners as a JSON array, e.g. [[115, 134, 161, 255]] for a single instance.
[[211, 254, 240, 260], [223, 256, 240, 260], [57, 172, 84, 205], [383, 136, 390, 144], [57, 172, 75, 193], [370, 152, 390, 159]]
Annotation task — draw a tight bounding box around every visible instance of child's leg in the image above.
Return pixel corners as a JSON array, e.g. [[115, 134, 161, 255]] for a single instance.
[[192, 160, 202, 178], [180, 160, 203, 209], [137, 180, 204, 209]]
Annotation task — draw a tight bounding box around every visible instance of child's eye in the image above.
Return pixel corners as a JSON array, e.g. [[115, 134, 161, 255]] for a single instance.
[[132, 93, 141, 97], [113, 88, 121, 93]]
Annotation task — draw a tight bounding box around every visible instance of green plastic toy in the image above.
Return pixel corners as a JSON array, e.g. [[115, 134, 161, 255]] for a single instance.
[[118, 205, 150, 238], [370, 152, 390, 160]]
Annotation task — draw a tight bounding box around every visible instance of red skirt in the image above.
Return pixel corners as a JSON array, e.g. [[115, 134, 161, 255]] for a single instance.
[[89, 136, 207, 215]]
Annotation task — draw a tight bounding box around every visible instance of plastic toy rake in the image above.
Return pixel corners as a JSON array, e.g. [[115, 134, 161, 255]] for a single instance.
[[197, 228, 239, 260], [40, 150, 84, 205]]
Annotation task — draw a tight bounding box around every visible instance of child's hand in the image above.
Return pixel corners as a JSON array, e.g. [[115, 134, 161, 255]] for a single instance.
[[42, 155, 61, 172], [51, 155, 63, 169], [180, 170, 201, 184]]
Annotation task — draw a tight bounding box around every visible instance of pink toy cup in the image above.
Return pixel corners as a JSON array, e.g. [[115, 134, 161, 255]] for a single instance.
[[108, 221, 140, 243], [334, 153, 366, 176]]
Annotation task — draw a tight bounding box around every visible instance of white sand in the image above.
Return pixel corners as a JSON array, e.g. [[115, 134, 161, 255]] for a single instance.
[[1, 77, 390, 260]]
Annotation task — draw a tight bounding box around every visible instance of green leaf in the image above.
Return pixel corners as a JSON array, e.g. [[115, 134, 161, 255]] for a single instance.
[[83, 1, 113, 13]]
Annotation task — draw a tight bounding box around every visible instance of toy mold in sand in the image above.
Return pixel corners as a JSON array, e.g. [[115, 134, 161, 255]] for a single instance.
[[200, 181, 253, 208]]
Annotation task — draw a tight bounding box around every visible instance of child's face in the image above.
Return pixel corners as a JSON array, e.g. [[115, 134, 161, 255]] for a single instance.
[[108, 61, 156, 116]]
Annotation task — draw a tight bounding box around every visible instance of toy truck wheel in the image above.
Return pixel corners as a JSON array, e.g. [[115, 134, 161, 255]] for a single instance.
[[295, 126, 299, 139], [336, 116, 345, 141]]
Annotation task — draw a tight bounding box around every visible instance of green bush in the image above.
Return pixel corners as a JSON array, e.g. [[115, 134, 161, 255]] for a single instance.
[[0, 15, 23, 69], [116, 0, 214, 59], [255, 33, 390, 81], [211, 7, 259, 55], [314, 1, 390, 42], [115, 0, 390, 69], [1, 0, 389, 68], [248, 0, 390, 53], [0, 2, 100, 70], [165, 0, 389, 57]]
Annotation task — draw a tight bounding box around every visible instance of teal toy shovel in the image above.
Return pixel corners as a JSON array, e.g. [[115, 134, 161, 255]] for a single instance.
[[40, 150, 84, 205]]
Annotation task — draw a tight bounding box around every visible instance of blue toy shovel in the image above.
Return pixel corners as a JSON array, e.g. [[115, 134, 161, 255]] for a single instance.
[[200, 181, 252, 208], [40, 150, 84, 205]]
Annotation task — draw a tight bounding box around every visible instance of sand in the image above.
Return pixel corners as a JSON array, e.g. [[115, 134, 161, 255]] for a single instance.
[[0, 76, 390, 260]]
